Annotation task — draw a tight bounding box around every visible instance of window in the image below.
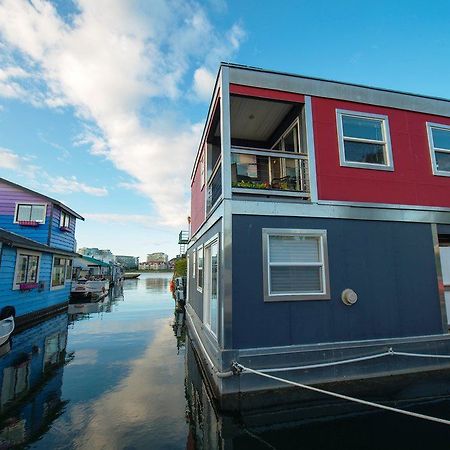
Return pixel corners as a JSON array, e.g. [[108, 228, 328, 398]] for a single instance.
[[272, 119, 301, 153], [200, 152, 206, 189], [192, 249, 196, 279], [60, 210, 70, 228], [13, 250, 40, 288], [336, 110, 393, 171], [51, 256, 72, 289], [262, 229, 330, 302], [427, 123, 450, 177], [203, 236, 219, 337], [197, 246, 204, 292], [15, 204, 47, 223]]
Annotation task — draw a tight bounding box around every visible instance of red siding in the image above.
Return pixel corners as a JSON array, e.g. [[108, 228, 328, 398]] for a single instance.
[[230, 84, 305, 103], [312, 97, 450, 208], [190, 151, 205, 235]]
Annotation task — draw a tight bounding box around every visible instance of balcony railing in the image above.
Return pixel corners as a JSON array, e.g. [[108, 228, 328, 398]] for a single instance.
[[206, 162, 222, 213], [231, 147, 310, 197], [178, 230, 189, 244]]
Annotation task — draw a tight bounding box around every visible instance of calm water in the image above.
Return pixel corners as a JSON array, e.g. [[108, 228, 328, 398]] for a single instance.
[[1, 272, 450, 449]]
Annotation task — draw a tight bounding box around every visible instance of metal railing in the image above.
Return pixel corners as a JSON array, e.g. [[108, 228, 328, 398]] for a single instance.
[[230, 147, 310, 197], [206, 162, 222, 213], [178, 231, 189, 244]]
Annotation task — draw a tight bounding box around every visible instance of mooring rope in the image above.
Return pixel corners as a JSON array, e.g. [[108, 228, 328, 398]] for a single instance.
[[235, 362, 450, 426], [239, 348, 450, 374]]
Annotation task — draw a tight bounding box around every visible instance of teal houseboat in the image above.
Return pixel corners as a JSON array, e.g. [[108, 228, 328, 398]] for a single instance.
[[0, 178, 83, 326]]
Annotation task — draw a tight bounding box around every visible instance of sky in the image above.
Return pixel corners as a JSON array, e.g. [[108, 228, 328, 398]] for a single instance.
[[0, 0, 449, 260]]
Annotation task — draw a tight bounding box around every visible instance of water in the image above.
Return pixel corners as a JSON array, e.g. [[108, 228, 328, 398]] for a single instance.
[[1, 272, 450, 449]]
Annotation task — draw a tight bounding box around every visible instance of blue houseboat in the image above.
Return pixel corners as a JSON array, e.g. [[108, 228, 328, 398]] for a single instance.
[[186, 63, 450, 409], [0, 177, 83, 325]]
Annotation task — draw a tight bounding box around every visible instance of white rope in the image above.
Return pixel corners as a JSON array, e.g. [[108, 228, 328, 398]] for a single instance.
[[240, 348, 450, 374], [236, 363, 450, 426]]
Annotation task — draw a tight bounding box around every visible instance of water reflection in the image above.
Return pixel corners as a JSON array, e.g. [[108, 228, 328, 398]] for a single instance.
[[0, 314, 70, 448]]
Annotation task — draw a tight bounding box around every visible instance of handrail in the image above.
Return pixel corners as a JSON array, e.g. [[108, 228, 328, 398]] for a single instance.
[[207, 160, 222, 187], [231, 146, 308, 160]]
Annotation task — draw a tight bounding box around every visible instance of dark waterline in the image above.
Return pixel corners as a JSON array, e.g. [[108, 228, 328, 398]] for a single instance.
[[1, 273, 450, 449]]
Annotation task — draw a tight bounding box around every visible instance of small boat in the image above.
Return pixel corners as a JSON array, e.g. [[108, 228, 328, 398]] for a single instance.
[[71, 279, 110, 302], [123, 273, 140, 279], [0, 316, 15, 346]]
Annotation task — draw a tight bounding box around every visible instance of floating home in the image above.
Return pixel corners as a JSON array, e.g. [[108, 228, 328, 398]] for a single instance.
[[0, 178, 83, 325], [186, 63, 450, 409]]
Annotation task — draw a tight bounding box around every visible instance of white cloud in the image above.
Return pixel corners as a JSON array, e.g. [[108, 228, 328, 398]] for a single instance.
[[82, 213, 154, 226], [0, 147, 20, 169], [193, 67, 215, 101], [0, 0, 245, 227], [48, 176, 108, 197]]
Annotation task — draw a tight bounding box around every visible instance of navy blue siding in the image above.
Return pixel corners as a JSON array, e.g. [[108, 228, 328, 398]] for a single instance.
[[0, 246, 70, 317], [438, 224, 450, 235], [49, 206, 76, 251], [232, 216, 442, 349], [187, 219, 222, 320]]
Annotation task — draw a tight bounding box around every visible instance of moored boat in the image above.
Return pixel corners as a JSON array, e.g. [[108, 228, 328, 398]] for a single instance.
[[0, 316, 15, 346], [123, 273, 140, 279]]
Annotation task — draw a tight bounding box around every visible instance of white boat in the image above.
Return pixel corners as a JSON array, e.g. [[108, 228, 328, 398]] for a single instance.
[[0, 316, 14, 346], [71, 279, 109, 301]]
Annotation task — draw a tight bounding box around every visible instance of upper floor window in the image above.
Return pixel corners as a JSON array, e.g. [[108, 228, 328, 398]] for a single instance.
[[336, 110, 393, 171], [15, 204, 47, 224], [60, 210, 70, 228], [262, 229, 330, 302], [197, 246, 204, 292], [272, 120, 301, 153], [427, 123, 450, 177]]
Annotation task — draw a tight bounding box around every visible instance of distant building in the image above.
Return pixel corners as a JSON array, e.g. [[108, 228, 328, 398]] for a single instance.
[[114, 255, 139, 270], [78, 247, 114, 263], [146, 252, 168, 270]]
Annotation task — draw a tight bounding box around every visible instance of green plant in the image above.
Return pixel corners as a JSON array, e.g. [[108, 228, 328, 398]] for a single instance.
[[232, 180, 270, 189], [174, 257, 187, 277]]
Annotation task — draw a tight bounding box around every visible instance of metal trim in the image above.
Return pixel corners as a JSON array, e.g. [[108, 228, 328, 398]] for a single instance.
[[426, 122, 450, 178], [231, 146, 308, 160], [227, 65, 450, 117], [231, 200, 450, 225], [187, 204, 224, 251], [221, 199, 233, 350], [262, 228, 331, 302], [336, 109, 394, 171], [317, 199, 450, 213], [304, 96, 318, 202], [232, 188, 310, 198], [432, 224, 449, 332], [220, 67, 232, 200]]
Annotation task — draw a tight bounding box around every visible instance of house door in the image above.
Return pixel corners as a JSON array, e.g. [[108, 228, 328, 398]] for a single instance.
[[203, 238, 219, 338], [440, 245, 450, 327]]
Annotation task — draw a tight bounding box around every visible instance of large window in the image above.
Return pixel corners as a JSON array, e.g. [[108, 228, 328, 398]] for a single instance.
[[13, 251, 40, 288], [51, 256, 72, 289], [427, 123, 450, 177], [262, 229, 330, 302], [15, 204, 47, 223], [197, 246, 204, 292], [336, 110, 393, 171]]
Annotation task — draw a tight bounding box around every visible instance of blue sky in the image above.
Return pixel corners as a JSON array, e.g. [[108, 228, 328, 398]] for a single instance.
[[0, 0, 449, 259]]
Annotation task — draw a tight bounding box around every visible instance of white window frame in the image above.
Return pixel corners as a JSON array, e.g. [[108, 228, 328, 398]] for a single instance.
[[196, 245, 204, 293], [60, 210, 70, 228], [336, 109, 394, 171], [271, 118, 303, 154], [192, 249, 196, 279], [427, 122, 450, 178], [13, 203, 47, 224], [50, 255, 72, 290], [13, 249, 41, 290], [262, 228, 330, 302]]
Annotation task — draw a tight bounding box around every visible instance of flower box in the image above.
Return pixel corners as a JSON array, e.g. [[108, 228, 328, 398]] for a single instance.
[[18, 220, 40, 227], [19, 282, 39, 291], [59, 226, 71, 232]]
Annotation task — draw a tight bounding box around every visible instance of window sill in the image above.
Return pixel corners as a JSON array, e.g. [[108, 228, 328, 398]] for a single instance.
[[59, 226, 71, 232], [17, 221, 41, 227], [339, 161, 394, 171], [19, 282, 39, 291]]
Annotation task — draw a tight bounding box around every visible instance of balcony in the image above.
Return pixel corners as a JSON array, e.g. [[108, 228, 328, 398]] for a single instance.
[[178, 231, 189, 244], [206, 162, 222, 213], [231, 147, 310, 198]]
